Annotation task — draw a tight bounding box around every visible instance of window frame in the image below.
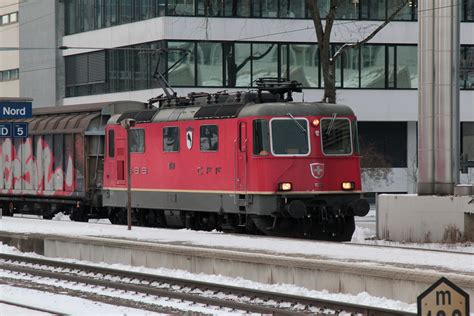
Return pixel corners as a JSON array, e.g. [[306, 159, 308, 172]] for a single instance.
[[199, 124, 219, 152], [252, 118, 271, 156], [269, 117, 311, 157], [163, 126, 180, 152], [108, 129, 115, 157], [319, 117, 354, 157], [130, 128, 145, 153]]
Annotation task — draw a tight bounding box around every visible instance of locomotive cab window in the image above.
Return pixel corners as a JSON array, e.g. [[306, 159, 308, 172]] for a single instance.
[[130, 129, 145, 153], [163, 127, 180, 152], [108, 130, 115, 157], [270, 118, 310, 156], [253, 119, 271, 156], [321, 118, 352, 155], [200, 125, 218, 151]]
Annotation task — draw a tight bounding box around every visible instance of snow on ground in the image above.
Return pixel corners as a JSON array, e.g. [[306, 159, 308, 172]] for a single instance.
[[0, 243, 416, 313], [1, 217, 472, 273], [0, 302, 49, 316], [351, 225, 473, 252], [1, 285, 168, 316]]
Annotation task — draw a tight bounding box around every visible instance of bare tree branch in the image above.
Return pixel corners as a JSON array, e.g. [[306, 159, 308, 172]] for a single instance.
[[306, 0, 325, 43], [236, 44, 274, 72], [324, 0, 339, 52], [332, 0, 410, 61]]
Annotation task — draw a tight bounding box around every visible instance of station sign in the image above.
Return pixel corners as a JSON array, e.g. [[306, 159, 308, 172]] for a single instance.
[[0, 123, 12, 137], [417, 277, 470, 316], [0, 101, 32, 119]]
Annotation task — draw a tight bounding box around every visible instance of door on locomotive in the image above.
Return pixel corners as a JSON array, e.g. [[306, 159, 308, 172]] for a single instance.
[[115, 138, 126, 186], [235, 121, 248, 194]]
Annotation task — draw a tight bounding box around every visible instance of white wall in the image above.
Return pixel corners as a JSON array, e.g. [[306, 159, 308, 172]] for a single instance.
[[0, 0, 20, 97]]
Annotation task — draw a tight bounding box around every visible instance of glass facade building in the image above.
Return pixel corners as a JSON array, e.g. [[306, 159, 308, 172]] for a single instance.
[[65, 41, 474, 97], [65, 0, 474, 35], [57, 0, 474, 193]]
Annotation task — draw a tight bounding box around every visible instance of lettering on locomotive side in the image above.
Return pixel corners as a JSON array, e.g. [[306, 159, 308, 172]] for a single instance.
[[197, 166, 222, 175], [131, 167, 148, 175]]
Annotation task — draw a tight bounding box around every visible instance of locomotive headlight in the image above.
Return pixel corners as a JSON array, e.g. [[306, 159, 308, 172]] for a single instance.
[[312, 119, 320, 127], [341, 181, 355, 190], [278, 182, 292, 191]]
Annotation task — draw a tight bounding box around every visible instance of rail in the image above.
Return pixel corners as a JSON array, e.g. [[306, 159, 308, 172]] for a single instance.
[[0, 253, 416, 315]]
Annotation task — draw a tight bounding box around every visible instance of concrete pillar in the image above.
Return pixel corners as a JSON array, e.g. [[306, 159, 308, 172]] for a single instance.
[[407, 121, 418, 193], [417, 0, 435, 194], [418, 0, 460, 195]]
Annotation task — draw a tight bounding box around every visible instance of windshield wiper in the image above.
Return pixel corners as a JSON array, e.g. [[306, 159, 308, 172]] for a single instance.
[[286, 113, 306, 133], [326, 113, 337, 135]]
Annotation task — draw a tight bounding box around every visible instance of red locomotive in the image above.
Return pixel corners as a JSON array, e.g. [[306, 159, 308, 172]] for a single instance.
[[0, 80, 369, 241]]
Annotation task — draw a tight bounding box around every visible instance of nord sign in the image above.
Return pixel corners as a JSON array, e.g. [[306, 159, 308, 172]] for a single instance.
[[0, 101, 32, 119], [418, 277, 470, 316]]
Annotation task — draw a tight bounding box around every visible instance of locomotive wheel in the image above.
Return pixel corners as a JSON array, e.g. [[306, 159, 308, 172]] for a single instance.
[[70, 207, 89, 222], [138, 209, 166, 227], [7, 202, 14, 216], [334, 216, 355, 242], [108, 208, 127, 225]]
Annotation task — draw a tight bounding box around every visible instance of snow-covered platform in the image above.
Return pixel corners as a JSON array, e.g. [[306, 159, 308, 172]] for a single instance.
[[0, 217, 472, 306]]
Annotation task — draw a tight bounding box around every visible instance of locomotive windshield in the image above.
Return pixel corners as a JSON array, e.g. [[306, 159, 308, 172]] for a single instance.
[[270, 118, 310, 155], [321, 118, 352, 155]]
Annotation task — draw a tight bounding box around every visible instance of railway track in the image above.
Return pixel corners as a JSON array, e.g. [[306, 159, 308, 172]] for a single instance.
[[0, 299, 66, 315], [0, 253, 415, 315]]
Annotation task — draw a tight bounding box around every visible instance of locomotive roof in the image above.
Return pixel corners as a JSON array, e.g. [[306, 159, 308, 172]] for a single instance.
[[109, 92, 355, 125]]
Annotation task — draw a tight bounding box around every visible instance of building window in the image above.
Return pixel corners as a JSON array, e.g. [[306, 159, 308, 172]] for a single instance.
[[252, 43, 278, 85], [225, 42, 252, 87], [396, 45, 418, 88], [10, 69, 19, 80], [197, 0, 223, 16], [464, 0, 474, 21], [163, 127, 180, 152], [130, 129, 145, 153], [65, 51, 106, 97], [63, 0, 474, 35], [358, 122, 407, 168], [200, 125, 218, 151], [360, 0, 386, 20], [197, 42, 223, 86], [388, 0, 416, 21], [361, 45, 386, 88], [64, 41, 473, 98], [279, 0, 305, 18], [168, 0, 195, 15], [461, 46, 474, 89], [0, 69, 19, 82], [168, 41, 195, 86], [461, 122, 474, 161], [9, 12, 18, 23], [340, 46, 360, 88], [288, 44, 319, 87], [252, 0, 279, 17]]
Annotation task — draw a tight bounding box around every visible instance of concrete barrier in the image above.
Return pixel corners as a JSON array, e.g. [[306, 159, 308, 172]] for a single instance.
[[1, 232, 472, 306], [377, 194, 474, 242]]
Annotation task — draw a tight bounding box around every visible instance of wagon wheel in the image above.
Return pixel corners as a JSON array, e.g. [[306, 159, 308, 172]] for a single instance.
[[7, 202, 14, 216]]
